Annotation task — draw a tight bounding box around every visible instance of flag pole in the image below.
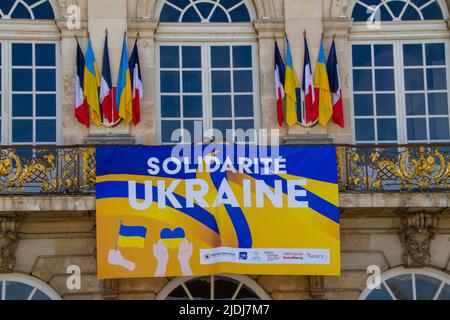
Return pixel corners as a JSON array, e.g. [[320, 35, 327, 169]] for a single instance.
[[114, 220, 123, 251]]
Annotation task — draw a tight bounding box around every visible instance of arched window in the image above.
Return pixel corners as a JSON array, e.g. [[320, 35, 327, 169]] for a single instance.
[[0, 273, 61, 300], [349, 0, 450, 144], [360, 268, 450, 300], [156, 274, 270, 300], [156, 0, 259, 144], [0, 0, 58, 147]]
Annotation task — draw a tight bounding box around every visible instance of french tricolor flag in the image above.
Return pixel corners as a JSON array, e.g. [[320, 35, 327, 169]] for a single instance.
[[100, 32, 118, 124], [302, 34, 316, 125], [75, 40, 90, 128], [129, 39, 143, 126], [274, 41, 285, 127], [326, 38, 344, 128]]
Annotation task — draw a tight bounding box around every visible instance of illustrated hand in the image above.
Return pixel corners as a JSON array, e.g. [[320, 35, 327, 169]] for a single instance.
[[178, 239, 193, 276], [153, 240, 169, 277]]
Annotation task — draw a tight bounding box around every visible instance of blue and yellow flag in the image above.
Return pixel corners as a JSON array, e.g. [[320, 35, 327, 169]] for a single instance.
[[84, 37, 102, 126], [117, 224, 147, 248], [116, 36, 133, 124], [284, 40, 300, 127], [315, 40, 333, 127]]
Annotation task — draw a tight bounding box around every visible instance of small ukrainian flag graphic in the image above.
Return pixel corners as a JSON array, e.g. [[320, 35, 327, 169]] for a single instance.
[[117, 224, 147, 248]]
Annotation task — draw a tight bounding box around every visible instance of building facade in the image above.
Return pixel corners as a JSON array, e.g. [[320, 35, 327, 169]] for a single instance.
[[0, 0, 450, 300]]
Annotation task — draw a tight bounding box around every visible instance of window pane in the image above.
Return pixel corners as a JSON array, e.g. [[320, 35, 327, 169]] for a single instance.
[[161, 120, 181, 143], [233, 46, 252, 68], [402, 5, 421, 20], [376, 94, 396, 116], [212, 71, 231, 93], [12, 69, 33, 91], [160, 46, 179, 68], [213, 120, 233, 140], [234, 95, 254, 117], [428, 93, 448, 115], [182, 46, 201, 68], [12, 120, 33, 143], [161, 96, 181, 117], [429, 118, 450, 140], [421, 2, 444, 20], [212, 95, 232, 118], [374, 45, 393, 66], [405, 93, 426, 115], [211, 46, 230, 68], [404, 44, 423, 66], [365, 283, 394, 300], [404, 69, 424, 90], [353, 70, 372, 91], [31, 290, 51, 301], [377, 119, 397, 141], [36, 44, 56, 66], [36, 94, 56, 117], [427, 68, 447, 90], [233, 71, 253, 92], [385, 274, 413, 300], [161, 71, 180, 93], [183, 96, 202, 117], [351, 3, 373, 22], [182, 71, 202, 93], [235, 119, 255, 132], [229, 3, 251, 22], [210, 7, 229, 22], [12, 94, 33, 117], [352, 45, 372, 67], [426, 43, 446, 66], [354, 94, 373, 116], [182, 7, 202, 22], [12, 43, 32, 66], [36, 120, 56, 142], [196, 2, 215, 21], [183, 120, 203, 143], [5, 282, 33, 300], [415, 274, 443, 300], [438, 284, 450, 300], [407, 118, 427, 141], [355, 119, 375, 141], [375, 69, 395, 91], [159, 4, 182, 22], [36, 69, 56, 91]]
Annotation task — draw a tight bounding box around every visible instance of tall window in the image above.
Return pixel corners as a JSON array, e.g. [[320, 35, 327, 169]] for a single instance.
[[350, 0, 450, 144], [156, 0, 259, 144], [0, 0, 57, 146]]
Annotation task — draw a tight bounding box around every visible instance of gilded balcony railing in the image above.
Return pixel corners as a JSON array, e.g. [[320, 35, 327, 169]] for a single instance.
[[1, 145, 450, 194]]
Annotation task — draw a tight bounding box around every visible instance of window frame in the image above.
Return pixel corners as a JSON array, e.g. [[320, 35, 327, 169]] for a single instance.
[[0, 273, 61, 300], [155, 37, 261, 145], [349, 26, 450, 144]]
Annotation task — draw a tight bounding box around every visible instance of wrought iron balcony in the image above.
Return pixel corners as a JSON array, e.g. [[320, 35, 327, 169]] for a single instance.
[[0, 144, 450, 194]]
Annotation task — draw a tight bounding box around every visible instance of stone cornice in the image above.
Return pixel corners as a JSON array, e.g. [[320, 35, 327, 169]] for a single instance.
[[253, 18, 285, 39], [127, 18, 159, 39], [323, 18, 353, 39], [56, 18, 88, 38]]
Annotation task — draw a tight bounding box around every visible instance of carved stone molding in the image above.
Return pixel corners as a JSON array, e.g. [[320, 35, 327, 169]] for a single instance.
[[400, 211, 439, 268], [0, 216, 21, 273], [310, 276, 326, 299], [103, 279, 118, 299]]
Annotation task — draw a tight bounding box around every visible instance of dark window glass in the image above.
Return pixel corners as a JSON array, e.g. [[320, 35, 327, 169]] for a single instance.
[[36, 44, 55, 66], [182, 46, 201, 68], [353, 70, 372, 91], [182, 7, 202, 22], [402, 5, 421, 21], [405, 93, 426, 115], [352, 45, 372, 67], [404, 44, 423, 66], [379, 5, 393, 21], [36, 119, 56, 142], [365, 283, 394, 300], [415, 275, 443, 299], [234, 95, 254, 117], [427, 68, 447, 90], [233, 71, 253, 92], [0, 0, 16, 15], [429, 118, 450, 140], [36, 69, 56, 91], [438, 284, 450, 300], [12, 43, 32, 66], [12, 119, 33, 142], [376, 94, 396, 116], [428, 93, 448, 115], [404, 69, 424, 90], [212, 95, 232, 117], [375, 69, 395, 91], [374, 45, 393, 66], [160, 46, 179, 68], [386, 274, 413, 300], [32, 1, 55, 19], [161, 96, 181, 117], [407, 118, 427, 141], [5, 282, 33, 300], [183, 95, 202, 117], [196, 2, 215, 20], [351, 3, 373, 22], [160, 4, 182, 22], [12, 94, 33, 117], [210, 7, 229, 22], [36, 94, 56, 116], [235, 119, 254, 132], [31, 290, 51, 300], [12, 69, 33, 91], [214, 278, 239, 300], [161, 71, 180, 93], [426, 43, 446, 66], [421, 2, 444, 20], [183, 120, 203, 142], [211, 46, 230, 68], [229, 4, 251, 22], [220, 0, 242, 9], [233, 46, 252, 68], [388, 1, 406, 17], [213, 120, 233, 140], [161, 120, 181, 143], [355, 119, 375, 141], [182, 71, 202, 93], [212, 71, 231, 93], [167, 0, 190, 8], [10, 3, 32, 19], [354, 94, 374, 116], [377, 119, 397, 141]]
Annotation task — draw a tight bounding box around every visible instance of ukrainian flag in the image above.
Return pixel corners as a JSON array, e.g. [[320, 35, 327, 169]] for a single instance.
[[84, 37, 102, 126], [117, 224, 147, 248], [315, 40, 333, 127], [116, 35, 133, 124], [284, 39, 300, 127]]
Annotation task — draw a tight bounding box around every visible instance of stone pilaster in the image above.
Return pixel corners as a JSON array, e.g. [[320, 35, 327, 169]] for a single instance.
[[0, 215, 21, 273], [309, 275, 326, 299]]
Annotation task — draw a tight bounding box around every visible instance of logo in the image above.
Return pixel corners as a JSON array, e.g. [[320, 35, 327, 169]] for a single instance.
[[239, 252, 248, 260], [251, 251, 262, 262], [203, 253, 211, 261]]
